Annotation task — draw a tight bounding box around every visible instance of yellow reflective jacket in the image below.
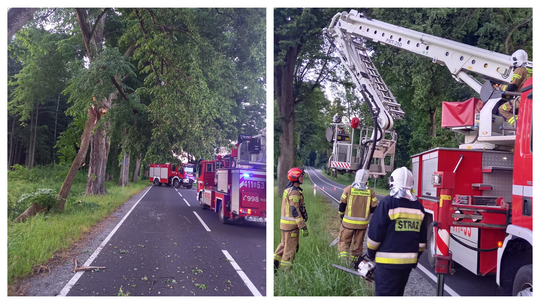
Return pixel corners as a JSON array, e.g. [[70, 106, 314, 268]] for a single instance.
[[502, 67, 533, 92], [339, 185, 378, 230], [280, 186, 306, 231]]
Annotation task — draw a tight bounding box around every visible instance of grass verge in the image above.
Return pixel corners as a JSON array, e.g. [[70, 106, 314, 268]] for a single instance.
[[273, 174, 374, 296], [7, 165, 149, 285]]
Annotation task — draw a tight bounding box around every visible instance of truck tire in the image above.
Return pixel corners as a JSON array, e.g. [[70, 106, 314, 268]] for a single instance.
[[153, 179, 161, 186], [513, 264, 532, 296], [219, 203, 228, 224], [173, 179, 180, 188], [186, 183, 193, 189]]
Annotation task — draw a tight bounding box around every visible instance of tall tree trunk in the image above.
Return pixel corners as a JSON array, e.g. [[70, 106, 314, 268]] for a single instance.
[[53, 94, 60, 166], [8, 8, 38, 39], [131, 156, 142, 183], [30, 102, 39, 169], [56, 107, 98, 210], [9, 117, 16, 168], [275, 45, 299, 195], [118, 152, 130, 187], [85, 122, 108, 195], [25, 108, 33, 168], [429, 108, 437, 138]]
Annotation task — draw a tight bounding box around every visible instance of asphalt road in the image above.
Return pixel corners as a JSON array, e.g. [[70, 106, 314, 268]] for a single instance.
[[62, 185, 266, 296], [305, 166, 498, 296]]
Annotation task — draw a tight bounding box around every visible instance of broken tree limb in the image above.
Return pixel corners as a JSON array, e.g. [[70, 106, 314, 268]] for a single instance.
[[74, 266, 106, 272]]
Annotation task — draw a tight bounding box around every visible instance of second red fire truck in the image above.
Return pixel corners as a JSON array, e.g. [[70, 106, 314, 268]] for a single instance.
[[149, 163, 195, 189], [197, 131, 267, 224]]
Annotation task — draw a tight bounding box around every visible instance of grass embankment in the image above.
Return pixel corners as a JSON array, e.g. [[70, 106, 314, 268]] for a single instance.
[[7, 165, 149, 285], [273, 174, 374, 296], [321, 169, 390, 196]]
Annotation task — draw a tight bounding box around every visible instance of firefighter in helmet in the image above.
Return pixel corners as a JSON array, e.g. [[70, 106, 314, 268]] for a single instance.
[[337, 169, 378, 265], [274, 167, 309, 270], [366, 167, 428, 296], [498, 50, 533, 126]]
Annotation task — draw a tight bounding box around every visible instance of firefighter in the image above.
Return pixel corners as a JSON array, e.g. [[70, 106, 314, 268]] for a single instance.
[[498, 50, 533, 126], [274, 167, 309, 270], [337, 169, 378, 265], [366, 167, 428, 296]]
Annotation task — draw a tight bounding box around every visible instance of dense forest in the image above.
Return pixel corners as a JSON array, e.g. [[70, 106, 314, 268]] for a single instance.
[[274, 8, 532, 192], [8, 8, 266, 214]]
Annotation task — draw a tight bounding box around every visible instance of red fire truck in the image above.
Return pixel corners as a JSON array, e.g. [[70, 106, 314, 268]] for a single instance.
[[149, 163, 194, 189], [197, 131, 266, 224], [325, 10, 532, 296], [183, 163, 196, 184]]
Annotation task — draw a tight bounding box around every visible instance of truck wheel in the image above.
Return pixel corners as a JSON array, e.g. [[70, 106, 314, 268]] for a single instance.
[[513, 264, 532, 296], [173, 179, 180, 188], [153, 179, 161, 186], [219, 203, 228, 224], [426, 215, 436, 268], [186, 184, 193, 189]]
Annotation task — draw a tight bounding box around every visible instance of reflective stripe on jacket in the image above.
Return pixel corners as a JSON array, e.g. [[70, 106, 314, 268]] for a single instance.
[[280, 186, 307, 231], [339, 185, 378, 230]]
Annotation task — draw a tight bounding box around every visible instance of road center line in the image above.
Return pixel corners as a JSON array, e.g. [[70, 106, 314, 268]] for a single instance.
[[221, 250, 262, 297], [193, 211, 211, 232], [183, 198, 191, 207], [306, 167, 345, 190], [57, 185, 153, 296]]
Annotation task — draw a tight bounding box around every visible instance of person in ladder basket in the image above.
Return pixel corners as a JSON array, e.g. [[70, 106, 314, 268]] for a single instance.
[[366, 167, 428, 296], [274, 167, 309, 271], [498, 50, 533, 126], [337, 169, 378, 265]]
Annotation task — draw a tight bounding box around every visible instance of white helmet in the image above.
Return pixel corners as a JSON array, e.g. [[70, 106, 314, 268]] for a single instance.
[[389, 167, 416, 201], [352, 169, 369, 190], [511, 50, 528, 68]]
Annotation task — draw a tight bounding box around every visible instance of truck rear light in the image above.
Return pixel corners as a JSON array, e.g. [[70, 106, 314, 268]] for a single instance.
[[240, 208, 252, 215]]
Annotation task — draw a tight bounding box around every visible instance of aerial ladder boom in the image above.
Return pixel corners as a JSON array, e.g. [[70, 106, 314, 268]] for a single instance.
[[327, 10, 528, 92], [324, 9, 532, 166]]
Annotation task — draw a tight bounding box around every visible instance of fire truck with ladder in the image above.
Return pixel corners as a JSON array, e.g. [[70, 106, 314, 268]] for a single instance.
[[324, 10, 532, 296], [197, 130, 266, 224]]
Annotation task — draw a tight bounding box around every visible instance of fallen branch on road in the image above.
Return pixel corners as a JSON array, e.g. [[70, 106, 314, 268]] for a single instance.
[[72, 259, 106, 273]]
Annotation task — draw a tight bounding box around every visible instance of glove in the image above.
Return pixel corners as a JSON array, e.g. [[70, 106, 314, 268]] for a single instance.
[[301, 227, 309, 237]]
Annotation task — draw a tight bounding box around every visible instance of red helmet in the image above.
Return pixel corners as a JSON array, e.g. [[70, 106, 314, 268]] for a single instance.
[[287, 167, 305, 182]]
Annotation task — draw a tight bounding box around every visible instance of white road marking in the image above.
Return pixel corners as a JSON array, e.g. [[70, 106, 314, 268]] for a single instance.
[[306, 167, 345, 191], [183, 198, 191, 207], [221, 250, 262, 297], [193, 211, 211, 232], [57, 186, 153, 296], [416, 264, 461, 296], [313, 182, 340, 204]]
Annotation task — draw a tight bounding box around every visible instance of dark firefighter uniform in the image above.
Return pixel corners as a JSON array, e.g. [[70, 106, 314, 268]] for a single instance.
[[498, 66, 533, 125], [338, 185, 378, 263], [274, 186, 307, 269], [366, 195, 428, 296]]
